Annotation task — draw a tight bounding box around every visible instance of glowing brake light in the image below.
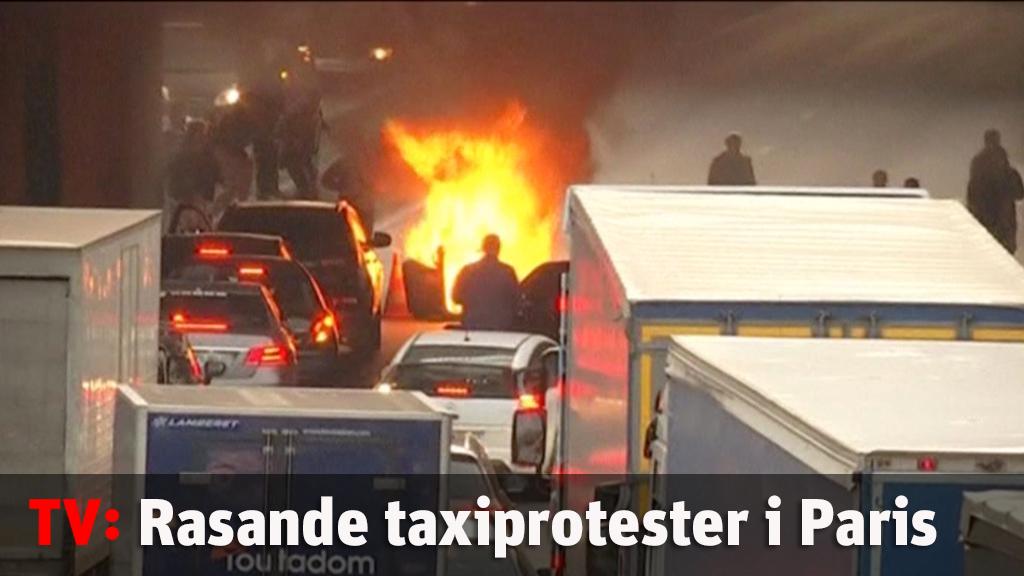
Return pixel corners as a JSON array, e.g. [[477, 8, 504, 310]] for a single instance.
[[245, 343, 293, 367], [238, 266, 266, 278], [917, 456, 938, 472], [170, 312, 229, 333], [196, 244, 231, 258], [557, 293, 568, 314], [435, 382, 471, 397], [517, 392, 543, 411]]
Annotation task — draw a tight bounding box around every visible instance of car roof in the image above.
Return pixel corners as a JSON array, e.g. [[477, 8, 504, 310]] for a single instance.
[[228, 200, 340, 212], [160, 280, 267, 297], [410, 330, 547, 350], [163, 231, 285, 244], [399, 330, 557, 371]]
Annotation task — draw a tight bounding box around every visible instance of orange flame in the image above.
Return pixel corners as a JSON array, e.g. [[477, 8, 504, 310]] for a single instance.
[[386, 103, 557, 312]]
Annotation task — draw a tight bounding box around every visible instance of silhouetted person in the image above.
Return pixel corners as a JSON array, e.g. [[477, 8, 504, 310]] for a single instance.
[[903, 177, 920, 189], [872, 169, 889, 188], [452, 235, 520, 331], [166, 120, 220, 222], [708, 133, 756, 185], [967, 129, 1024, 253]]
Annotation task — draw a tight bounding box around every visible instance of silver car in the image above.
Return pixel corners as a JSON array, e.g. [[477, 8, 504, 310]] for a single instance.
[[159, 281, 298, 387]]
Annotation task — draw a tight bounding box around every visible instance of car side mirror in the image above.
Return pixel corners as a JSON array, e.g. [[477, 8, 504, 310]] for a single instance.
[[204, 360, 227, 384], [511, 408, 546, 468], [371, 231, 392, 248]]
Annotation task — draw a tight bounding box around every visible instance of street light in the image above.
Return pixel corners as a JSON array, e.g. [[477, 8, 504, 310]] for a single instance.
[[370, 46, 394, 62]]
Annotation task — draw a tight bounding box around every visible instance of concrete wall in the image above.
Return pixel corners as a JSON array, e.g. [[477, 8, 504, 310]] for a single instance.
[[0, 5, 162, 209]]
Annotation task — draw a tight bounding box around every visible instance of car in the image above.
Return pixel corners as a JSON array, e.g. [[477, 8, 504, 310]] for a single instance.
[[161, 232, 293, 277], [160, 281, 298, 387], [516, 260, 568, 341], [157, 325, 205, 385], [218, 200, 391, 351], [379, 330, 559, 475], [164, 254, 346, 382], [448, 433, 538, 576]]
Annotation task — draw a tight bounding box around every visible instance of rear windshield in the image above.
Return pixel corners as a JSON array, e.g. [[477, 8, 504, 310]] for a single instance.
[[167, 261, 322, 319], [392, 363, 515, 399], [219, 208, 355, 263], [160, 294, 273, 333], [401, 345, 515, 366]]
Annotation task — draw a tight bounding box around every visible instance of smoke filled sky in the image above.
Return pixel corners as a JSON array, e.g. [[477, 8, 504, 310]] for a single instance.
[[172, 2, 1024, 201]]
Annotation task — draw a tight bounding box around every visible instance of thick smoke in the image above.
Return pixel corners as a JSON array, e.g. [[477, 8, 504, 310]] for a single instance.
[[193, 3, 1024, 234]]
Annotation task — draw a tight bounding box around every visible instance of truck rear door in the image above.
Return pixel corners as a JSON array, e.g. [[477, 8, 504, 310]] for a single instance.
[[0, 278, 69, 562]]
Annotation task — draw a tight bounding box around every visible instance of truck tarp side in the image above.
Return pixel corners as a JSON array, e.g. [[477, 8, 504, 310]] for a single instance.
[[564, 186, 1024, 482], [657, 336, 1024, 576], [0, 206, 161, 576]]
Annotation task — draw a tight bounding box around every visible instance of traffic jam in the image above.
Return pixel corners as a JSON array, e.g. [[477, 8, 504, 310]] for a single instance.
[[4, 3, 1024, 576]]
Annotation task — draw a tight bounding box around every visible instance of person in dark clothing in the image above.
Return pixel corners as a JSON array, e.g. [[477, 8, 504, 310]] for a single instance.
[[967, 129, 1024, 253], [452, 234, 520, 331], [166, 120, 220, 212], [708, 133, 756, 186], [245, 80, 286, 199], [872, 169, 889, 188]]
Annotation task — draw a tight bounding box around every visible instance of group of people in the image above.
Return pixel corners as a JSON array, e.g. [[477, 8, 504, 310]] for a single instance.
[[707, 130, 1024, 254], [163, 60, 325, 232]]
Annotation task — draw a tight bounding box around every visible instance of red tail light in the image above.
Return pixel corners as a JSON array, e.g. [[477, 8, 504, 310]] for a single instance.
[[245, 343, 293, 367], [518, 392, 543, 411], [196, 243, 231, 258], [238, 265, 266, 278], [435, 382, 471, 397], [170, 312, 228, 333], [917, 457, 938, 472], [557, 293, 568, 314]]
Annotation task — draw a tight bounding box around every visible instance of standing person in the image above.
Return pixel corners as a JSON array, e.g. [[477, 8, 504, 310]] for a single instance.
[[872, 169, 889, 188], [967, 129, 1024, 253], [708, 133, 756, 186], [165, 120, 220, 231], [210, 103, 254, 218], [452, 234, 520, 331]]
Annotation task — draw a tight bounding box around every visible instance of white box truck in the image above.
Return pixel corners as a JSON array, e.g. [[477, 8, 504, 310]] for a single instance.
[[112, 385, 453, 576], [521, 185, 1024, 576], [648, 336, 1024, 576], [961, 490, 1024, 575], [0, 206, 161, 575]]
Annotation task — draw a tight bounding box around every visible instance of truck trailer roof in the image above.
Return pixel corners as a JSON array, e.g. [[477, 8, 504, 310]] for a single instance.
[[568, 186, 1024, 307], [120, 384, 450, 421], [0, 205, 161, 249], [667, 336, 1024, 475]]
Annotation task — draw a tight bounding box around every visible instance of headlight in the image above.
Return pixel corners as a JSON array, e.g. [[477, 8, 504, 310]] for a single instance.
[[215, 85, 241, 107]]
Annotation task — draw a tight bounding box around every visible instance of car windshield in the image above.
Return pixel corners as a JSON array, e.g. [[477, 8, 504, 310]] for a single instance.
[[219, 208, 356, 264], [160, 293, 273, 333]]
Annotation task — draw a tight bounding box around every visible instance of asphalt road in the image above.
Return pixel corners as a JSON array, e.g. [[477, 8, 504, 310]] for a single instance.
[[327, 317, 445, 388]]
